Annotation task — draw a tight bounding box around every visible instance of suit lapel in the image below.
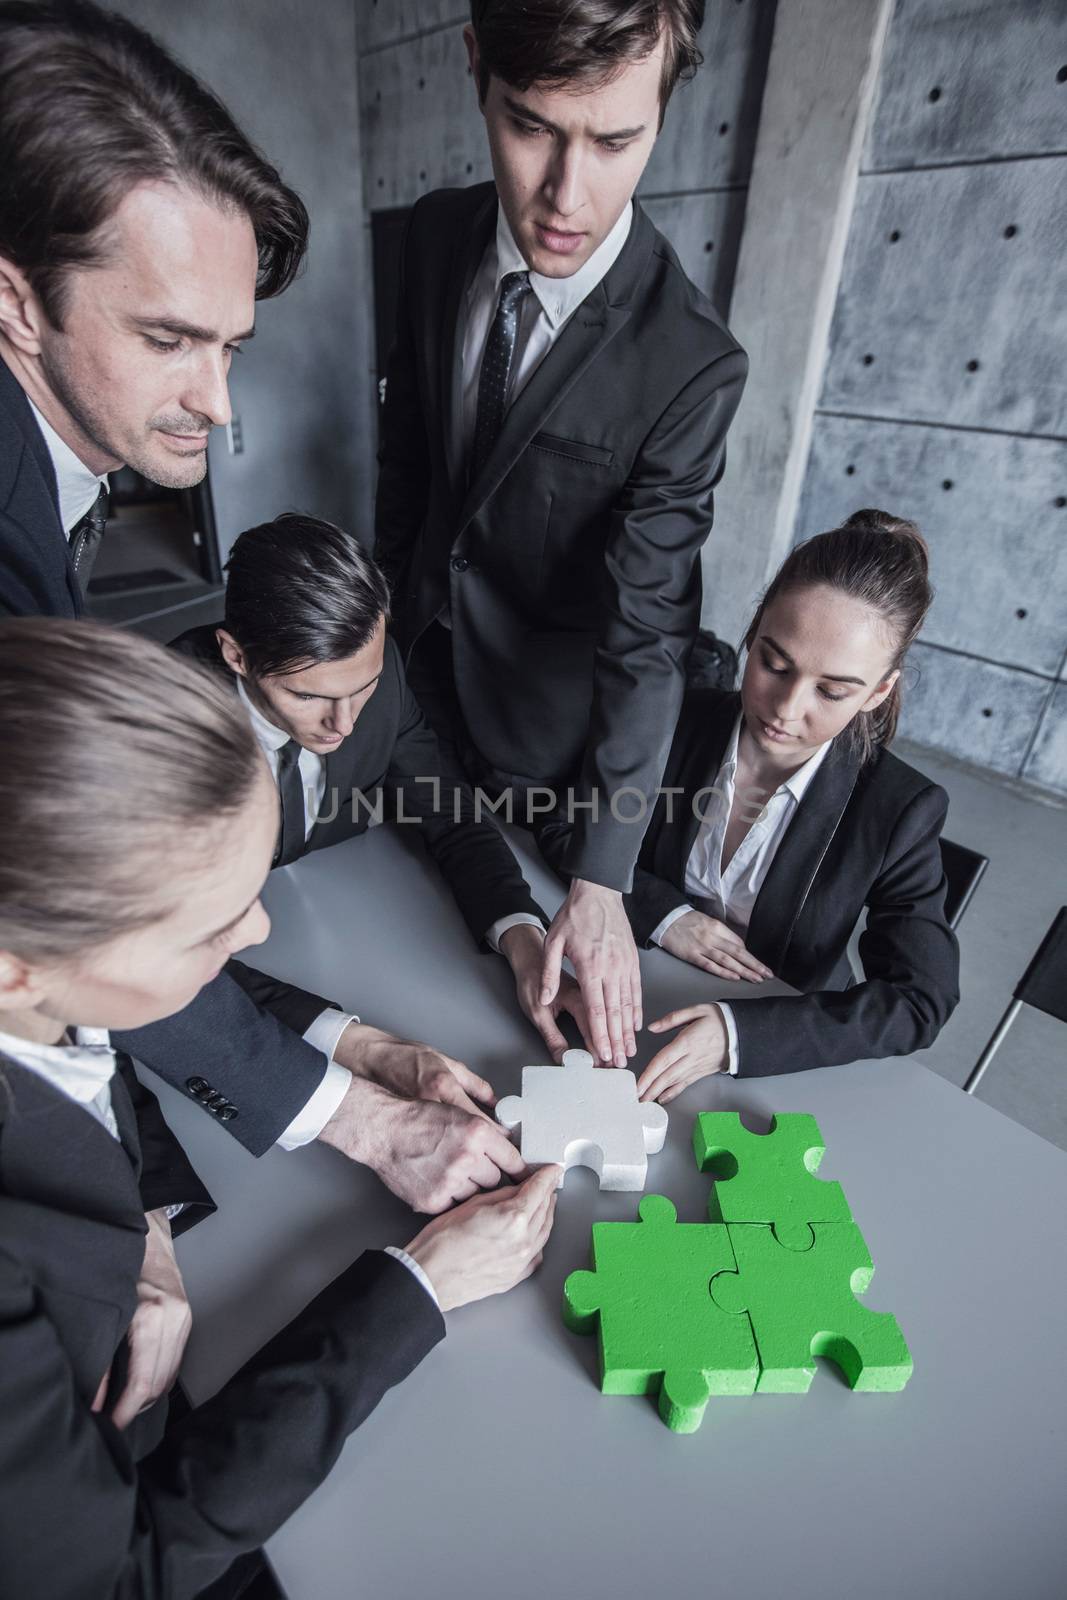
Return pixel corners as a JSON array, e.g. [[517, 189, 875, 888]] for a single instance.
[[0, 360, 82, 615], [440, 192, 496, 502], [745, 737, 862, 973], [671, 694, 741, 884]]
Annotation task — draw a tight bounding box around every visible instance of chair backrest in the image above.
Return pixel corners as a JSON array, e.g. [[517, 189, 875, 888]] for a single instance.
[[1014, 906, 1067, 1025], [940, 837, 989, 931]]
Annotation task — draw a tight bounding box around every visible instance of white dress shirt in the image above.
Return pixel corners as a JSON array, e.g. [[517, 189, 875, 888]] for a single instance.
[[650, 715, 833, 1075], [456, 199, 634, 464], [28, 399, 109, 533], [0, 1023, 437, 1305]]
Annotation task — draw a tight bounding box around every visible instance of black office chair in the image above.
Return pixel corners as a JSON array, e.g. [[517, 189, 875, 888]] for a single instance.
[[940, 837, 989, 931], [965, 906, 1067, 1094]]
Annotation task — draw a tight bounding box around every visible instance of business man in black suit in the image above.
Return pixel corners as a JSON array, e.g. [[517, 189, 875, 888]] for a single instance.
[[376, 0, 747, 1074], [169, 511, 589, 1074]]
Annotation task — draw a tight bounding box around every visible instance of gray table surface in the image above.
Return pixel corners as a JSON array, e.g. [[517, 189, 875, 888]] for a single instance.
[[148, 823, 1067, 1600]]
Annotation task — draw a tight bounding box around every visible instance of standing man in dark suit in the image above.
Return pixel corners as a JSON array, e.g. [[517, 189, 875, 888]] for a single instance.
[[376, 0, 748, 1074], [0, 0, 519, 1215]]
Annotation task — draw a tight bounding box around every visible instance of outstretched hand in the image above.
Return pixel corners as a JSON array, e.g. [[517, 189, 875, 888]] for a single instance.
[[636, 1002, 729, 1105], [540, 878, 641, 1068]]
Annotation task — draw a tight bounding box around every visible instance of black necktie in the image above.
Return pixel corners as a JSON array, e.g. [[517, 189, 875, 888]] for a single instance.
[[471, 270, 531, 479], [68, 485, 109, 597], [273, 739, 306, 868]]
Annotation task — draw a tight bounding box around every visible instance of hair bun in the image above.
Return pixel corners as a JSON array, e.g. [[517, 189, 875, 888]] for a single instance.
[[843, 508, 929, 577]]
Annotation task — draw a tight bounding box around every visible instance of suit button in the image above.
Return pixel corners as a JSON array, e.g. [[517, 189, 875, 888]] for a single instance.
[[218, 1106, 238, 1122], [450, 556, 469, 573], [186, 1077, 211, 1102]]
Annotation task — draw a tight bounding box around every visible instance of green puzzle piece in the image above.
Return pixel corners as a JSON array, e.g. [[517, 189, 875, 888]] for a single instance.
[[562, 1194, 759, 1433], [711, 1222, 913, 1394], [694, 1112, 852, 1249]]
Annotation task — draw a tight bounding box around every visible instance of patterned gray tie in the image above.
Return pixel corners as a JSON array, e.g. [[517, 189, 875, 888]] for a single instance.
[[273, 739, 306, 868], [471, 270, 531, 479]]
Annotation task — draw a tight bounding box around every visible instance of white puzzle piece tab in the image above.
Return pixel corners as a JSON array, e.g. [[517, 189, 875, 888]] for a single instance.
[[496, 1049, 669, 1191]]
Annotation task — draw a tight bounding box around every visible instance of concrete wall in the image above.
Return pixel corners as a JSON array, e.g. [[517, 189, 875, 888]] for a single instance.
[[794, 0, 1067, 795], [356, 0, 778, 393], [118, 0, 376, 559]]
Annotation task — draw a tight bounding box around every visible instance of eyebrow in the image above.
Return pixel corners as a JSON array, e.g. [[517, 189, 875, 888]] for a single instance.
[[761, 634, 868, 687], [503, 95, 647, 142], [200, 892, 260, 946], [131, 316, 256, 344], [286, 670, 383, 701]]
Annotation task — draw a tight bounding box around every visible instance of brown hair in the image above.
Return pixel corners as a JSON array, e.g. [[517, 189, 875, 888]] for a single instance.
[[744, 509, 933, 763], [0, 0, 309, 327], [0, 619, 263, 959], [469, 0, 704, 118]]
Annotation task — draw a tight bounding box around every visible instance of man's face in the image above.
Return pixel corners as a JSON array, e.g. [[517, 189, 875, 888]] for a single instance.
[[224, 618, 388, 756], [469, 28, 664, 279], [33, 180, 258, 485]]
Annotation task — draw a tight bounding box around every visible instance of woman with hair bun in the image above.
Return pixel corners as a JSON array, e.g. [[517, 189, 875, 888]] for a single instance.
[[614, 509, 960, 1098]]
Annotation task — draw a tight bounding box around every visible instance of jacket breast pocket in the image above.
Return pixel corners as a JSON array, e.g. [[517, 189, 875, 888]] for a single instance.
[[529, 432, 615, 468]]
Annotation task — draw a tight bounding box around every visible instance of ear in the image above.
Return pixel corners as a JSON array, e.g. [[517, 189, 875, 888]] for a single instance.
[[860, 667, 900, 716], [463, 24, 485, 111], [215, 628, 249, 680], [0, 949, 50, 1014], [0, 254, 46, 356]]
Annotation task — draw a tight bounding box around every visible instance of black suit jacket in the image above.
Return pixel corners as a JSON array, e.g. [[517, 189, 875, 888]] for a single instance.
[[375, 184, 748, 893], [0, 370, 385, 1155], [544, 688, 959, 1074], [172, 622, 545, 952], [0, 354, 83, 617], [0, 1052, 443, 1599]]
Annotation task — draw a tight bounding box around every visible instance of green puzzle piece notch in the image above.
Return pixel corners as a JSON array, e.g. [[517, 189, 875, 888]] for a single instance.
[[562, 1194, 759, 1433], [710, 1222, 912, 1394], [694, 1112, 852, 1250]]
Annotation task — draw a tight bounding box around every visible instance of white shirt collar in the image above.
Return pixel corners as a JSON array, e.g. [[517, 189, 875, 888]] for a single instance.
[[27, 399, 109, 534], [493, 200, 634, 330], [725, 712, 833, 804], [236, 674, 291, 754], [0, 1024, 114, 1105]]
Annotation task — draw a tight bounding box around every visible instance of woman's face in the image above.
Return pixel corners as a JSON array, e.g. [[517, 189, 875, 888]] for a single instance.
[[741, 584, 899, 765], [31, 760, 278, 1031]]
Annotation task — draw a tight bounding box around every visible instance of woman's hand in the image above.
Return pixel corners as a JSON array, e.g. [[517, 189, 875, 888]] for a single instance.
[[636, 1003, 729, 1105], [500, 922, 592, 1062], [94, 1209, 192, 1429], [659, 910, 773, 984], [405, 1162, 560, 1312]]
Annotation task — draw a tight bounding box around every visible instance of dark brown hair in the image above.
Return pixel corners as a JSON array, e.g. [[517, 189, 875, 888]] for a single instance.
[[469, 0, 705, 116], [0, 0, 309, 326], [744, 509, 933, 763], [0, 619, 263, 958], [223, 513, 392, 679]]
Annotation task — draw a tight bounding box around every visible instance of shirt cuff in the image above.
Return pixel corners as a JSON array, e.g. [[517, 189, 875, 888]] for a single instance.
[[650, 903, 696, 948], [716, 1002, 740, 1076], [384, 1245, 441, 1309], [303, 1006, 360, 1060], [486, 912, 545, 953], [276, 1059, 352, 1149]]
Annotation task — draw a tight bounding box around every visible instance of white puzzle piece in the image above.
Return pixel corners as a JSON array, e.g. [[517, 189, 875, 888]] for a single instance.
[[496, 1049, 669, 1191]]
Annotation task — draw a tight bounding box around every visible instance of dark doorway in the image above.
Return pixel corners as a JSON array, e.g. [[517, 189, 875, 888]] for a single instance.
[[371, 206, 414, 420], [88, 466, 224, 637]]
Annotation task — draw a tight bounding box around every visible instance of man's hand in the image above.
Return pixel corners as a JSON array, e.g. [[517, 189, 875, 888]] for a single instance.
[[318, 1073, 527, 1213], [659, 911, 773, 983], [333, 1020, 495, 1117], [499, 922, 592, 1061], [540, 878, 641, 1068], [93, 1209, 192, 1430], [406, 1163, 560, 1312], [636, 1003, 729, 1104]]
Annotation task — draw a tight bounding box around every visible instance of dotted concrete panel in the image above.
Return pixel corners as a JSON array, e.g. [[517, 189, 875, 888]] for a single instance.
[[898, 644, 1052, 778], [820, 160, 1067, 438], [641, 188, 748, 317], [864, 0, 1067, 171], [1023, 682, 1067, 795], [357, 2, 465, 54], [796, 414, 1067, 679], [360, 24, 490, 208], [641, 0, 778, 197]]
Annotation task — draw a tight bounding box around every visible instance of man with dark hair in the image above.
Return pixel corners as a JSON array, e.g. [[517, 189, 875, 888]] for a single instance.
[[167, 513, 588, 1152], [0, 0, 307, 615], [375, 0, 747, 1076]]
